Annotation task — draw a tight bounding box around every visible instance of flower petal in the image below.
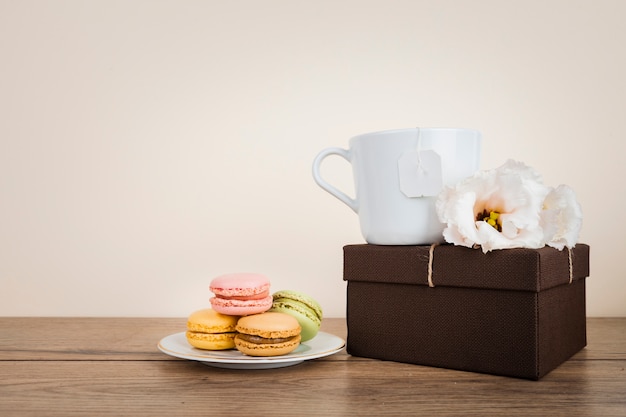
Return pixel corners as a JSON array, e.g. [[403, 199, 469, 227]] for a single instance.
[[542, 185, 583, 250], [436, 159, 563, 252]]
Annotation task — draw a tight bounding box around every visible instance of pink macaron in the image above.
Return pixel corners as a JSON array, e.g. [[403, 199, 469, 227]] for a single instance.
[[209, 273, 272, 316]]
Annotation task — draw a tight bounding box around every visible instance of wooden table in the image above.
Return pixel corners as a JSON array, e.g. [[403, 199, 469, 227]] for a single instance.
[[1, 317, 624, 416]]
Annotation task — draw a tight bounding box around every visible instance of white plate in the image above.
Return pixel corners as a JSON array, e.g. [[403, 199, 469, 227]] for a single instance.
[[158, 331, 345, 369]]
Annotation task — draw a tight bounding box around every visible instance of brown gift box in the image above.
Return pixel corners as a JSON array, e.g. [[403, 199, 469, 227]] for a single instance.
[[343, 243, 591, 380]]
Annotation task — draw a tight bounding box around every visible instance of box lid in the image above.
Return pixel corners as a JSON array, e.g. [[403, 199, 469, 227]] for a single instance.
[[343, 244, 590, 292]]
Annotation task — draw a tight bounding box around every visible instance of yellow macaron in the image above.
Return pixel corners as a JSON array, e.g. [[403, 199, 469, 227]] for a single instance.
[[185, 308, 239, 350], [234, 312, 301, 356]]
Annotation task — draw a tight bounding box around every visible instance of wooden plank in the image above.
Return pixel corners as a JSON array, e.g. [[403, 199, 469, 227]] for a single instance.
[[0, 317, 185, 360], [1, 318, 623, 360], [0, 360, 624, 417], [584, 318, 626, 360], [0, 317, 348, 360], [1, 318, 624, 416]]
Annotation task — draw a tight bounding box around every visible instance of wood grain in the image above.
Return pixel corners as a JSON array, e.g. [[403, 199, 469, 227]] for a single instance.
[[0, 318, 624, 416]]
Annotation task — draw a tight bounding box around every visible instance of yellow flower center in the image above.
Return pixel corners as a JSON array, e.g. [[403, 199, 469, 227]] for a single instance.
[[476, 209, 502, 232]]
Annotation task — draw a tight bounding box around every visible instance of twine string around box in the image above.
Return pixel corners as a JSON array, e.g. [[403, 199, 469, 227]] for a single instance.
[[427, 243, 439, 288], [568, 247, 574, 285], [426, 243, 575, 287]]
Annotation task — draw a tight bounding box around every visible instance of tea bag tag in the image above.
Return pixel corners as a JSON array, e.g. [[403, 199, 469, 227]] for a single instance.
[[398, 149, 443, 197]]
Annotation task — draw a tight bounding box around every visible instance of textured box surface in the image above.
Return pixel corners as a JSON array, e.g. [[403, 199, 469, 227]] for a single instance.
[[343, 244, 590, 380]]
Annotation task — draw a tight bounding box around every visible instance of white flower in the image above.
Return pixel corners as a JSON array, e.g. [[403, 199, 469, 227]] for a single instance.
[[541, 185, 583, 250], [436, 159, 582, 252]]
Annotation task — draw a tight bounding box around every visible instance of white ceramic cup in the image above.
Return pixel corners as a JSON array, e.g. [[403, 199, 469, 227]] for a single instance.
[[312, 128, 481, 245]]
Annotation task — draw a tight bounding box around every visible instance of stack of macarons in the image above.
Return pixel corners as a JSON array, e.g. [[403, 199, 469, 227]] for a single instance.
[[185, 272, 322, 357]]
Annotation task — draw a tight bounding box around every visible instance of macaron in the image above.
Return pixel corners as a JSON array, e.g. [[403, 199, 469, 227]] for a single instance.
[[209, 273, 273, 316], [269, 290, 323, 342], [234, 312, 302, 357], [185, 308, 239, 350]]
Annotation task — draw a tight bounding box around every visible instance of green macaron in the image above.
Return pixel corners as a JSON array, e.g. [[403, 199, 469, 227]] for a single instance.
[[269, 290, 323, 342]]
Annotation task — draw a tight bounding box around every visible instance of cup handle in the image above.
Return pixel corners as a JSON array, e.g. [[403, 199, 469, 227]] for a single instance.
[[312, 147, 358, 213]]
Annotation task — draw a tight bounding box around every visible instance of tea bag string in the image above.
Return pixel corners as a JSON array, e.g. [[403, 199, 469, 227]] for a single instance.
[[415, 127, 427, 174]]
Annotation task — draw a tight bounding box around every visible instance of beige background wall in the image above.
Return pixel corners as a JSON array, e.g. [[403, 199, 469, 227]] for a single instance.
[[1, 0, 624, 317]]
